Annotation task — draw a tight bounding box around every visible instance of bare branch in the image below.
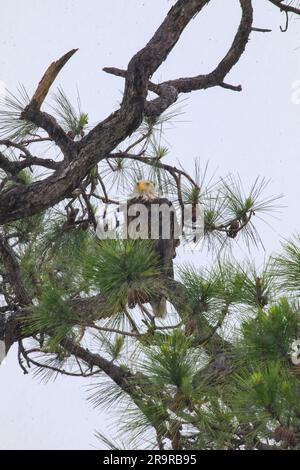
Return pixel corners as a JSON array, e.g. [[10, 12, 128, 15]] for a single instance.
[[20, 50, 79, 159], [219, 82, 242, 92], [83, 0, 211, 144], [109, 152, 200, 188], [21, 347, 101, 378], [0, 148, 59, 174], [0, 1, 211, 223], [29, 49, 78, 110], [251, 27, 272, 33], [104, 0, 253, 106], [120, 0, 211, 109], [145, 84, 179, 116], [268, 0, 300, 15], [159, 0, 253, 94], [88, 323, 139, 338], [60, 337, 135, 395]]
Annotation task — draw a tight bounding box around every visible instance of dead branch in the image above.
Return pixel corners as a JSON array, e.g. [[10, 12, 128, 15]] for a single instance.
[[268, 0, 300, 15]]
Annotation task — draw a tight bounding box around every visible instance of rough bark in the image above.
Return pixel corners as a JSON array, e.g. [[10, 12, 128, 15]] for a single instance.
[[0, 0, 254, 224]]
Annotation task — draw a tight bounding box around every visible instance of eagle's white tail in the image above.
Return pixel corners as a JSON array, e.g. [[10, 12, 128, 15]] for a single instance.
[[150, 297, 167, 318]]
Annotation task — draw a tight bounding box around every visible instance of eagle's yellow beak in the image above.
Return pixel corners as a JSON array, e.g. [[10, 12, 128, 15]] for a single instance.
[[137, 181, 148, 191]]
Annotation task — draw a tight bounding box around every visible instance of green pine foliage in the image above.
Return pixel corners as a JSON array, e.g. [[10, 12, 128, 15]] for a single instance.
[[52, 87, 89, 138], [240, 298, 300, 362], [83, 238, 163, 314], [26, 283, 79, 349], [0, 86, 38, 141]]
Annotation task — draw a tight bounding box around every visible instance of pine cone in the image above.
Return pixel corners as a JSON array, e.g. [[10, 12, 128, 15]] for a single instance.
[[128, 289, 151, 309], [227, 219, 240, 239]]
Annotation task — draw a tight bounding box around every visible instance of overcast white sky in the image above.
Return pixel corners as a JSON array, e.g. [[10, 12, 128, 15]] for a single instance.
[[1, 0, 300, 449]]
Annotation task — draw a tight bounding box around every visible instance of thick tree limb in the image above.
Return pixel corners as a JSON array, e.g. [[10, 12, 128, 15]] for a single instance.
[[0, 309, 32, 359], [61, 337, 135, 395], [0, 0, 253, 225], [120, 0, 211, 109], [21, 109, 77, 160], [0, 150, 59, 174], [103, 67, 178, 116], [0, 236, 32, 357], [0, 295, 110, 360], [0, 308, 137, 402], [152, 0, 253, 94], [0, 0, 215, 224], [0, 236, 31, 305], [82, 0, 211, 145], [104, 0, 253, 99], [145, 84, 179, 117], [0, 250, 126, 357]]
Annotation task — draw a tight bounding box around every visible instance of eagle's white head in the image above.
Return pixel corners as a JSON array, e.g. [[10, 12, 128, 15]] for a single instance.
[[133, 180, 157, 201]]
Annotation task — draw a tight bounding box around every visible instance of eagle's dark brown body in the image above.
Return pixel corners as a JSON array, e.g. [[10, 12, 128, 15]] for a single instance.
[[126, 195, 180, 317]]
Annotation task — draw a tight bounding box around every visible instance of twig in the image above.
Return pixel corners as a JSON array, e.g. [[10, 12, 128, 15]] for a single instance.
[[88, 322, 139, 338]]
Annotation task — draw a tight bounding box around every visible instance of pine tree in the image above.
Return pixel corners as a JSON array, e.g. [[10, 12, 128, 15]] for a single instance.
[[1, 0, 300, 451]]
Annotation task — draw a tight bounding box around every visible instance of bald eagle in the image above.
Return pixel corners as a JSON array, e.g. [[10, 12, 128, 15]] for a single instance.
[[126, 180, 180, 318]]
